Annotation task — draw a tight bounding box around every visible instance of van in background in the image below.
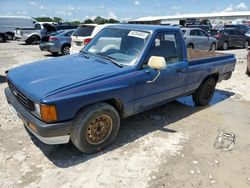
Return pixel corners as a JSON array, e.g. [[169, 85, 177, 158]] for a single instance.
[[0, 16, 37, 40]]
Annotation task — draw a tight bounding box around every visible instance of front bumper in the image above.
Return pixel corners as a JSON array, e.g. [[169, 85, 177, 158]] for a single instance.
[[5, 87, 72, 144]]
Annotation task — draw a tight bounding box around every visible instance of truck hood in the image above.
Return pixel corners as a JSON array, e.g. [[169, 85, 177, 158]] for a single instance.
[[7, 54, 124, 101]]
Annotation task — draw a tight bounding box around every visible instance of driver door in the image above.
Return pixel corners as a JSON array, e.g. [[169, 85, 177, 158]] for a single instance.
[[134, 32, 188, 112]]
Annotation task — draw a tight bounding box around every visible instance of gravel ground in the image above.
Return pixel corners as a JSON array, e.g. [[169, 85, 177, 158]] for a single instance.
[[0, 41, 250, 188]]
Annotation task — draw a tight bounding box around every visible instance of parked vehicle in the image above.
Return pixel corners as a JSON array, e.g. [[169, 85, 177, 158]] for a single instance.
[[15, 23, 45, 44], [185, 24, 210, 32], [5, 24, 236, 153], [39, 29, 75, 55], [247, 47, 250, 76], [0, 32, 7, 42], [224, 24, 250, 34], [0, 16, 37, 40], [210, 28, 248, 50], [182, 28, 217, 51], [15, 23, 77, 45], [70, 24, 110, 54]]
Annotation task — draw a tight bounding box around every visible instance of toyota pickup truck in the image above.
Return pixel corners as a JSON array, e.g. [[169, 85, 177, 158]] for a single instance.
[[5, 24, 236, 153]]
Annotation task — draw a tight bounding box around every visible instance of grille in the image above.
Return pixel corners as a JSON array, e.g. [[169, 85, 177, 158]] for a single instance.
[[8, 81, 33, 110]]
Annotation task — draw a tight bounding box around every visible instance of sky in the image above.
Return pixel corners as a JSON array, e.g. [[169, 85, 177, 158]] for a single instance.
[[0, 0, 249, 22]]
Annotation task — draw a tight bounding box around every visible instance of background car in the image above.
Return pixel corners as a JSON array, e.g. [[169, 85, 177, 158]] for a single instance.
[[181, 28, 217, 51], [39, 29, 75, 55], [224, 24, 250, 34], [0, 32, 7, 42], [70, 24, 111, 54], [210, 28, 248, 50], [247, 47, 250, 76]]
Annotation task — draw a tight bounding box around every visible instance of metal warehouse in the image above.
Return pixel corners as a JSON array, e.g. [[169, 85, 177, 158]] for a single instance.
[[128, 11, 250, 25]]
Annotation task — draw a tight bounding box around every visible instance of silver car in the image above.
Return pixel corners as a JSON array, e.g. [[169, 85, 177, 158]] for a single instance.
[[182, 28, 217, 51], [39, 29, 75, 55]]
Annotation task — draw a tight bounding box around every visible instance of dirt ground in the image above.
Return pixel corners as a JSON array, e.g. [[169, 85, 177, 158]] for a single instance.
[[0, 41, 250, 188]]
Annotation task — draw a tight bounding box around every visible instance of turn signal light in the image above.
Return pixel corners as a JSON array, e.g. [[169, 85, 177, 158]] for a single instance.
[[40, 104, 58, 123]]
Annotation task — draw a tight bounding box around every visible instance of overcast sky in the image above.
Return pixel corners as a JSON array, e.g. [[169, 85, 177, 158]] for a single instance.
[[0, 0, 249, 21]]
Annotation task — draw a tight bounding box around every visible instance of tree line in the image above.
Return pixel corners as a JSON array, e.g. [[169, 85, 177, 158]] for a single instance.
[[34, 16, 119, 26]]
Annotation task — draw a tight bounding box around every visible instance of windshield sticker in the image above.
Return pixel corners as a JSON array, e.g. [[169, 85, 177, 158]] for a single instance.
[[128, 31, 149, 39]]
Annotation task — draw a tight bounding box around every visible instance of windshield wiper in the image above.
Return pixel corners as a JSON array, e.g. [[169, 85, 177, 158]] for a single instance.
[[80, 50, 90, 58], [97, 54, 123, 68]]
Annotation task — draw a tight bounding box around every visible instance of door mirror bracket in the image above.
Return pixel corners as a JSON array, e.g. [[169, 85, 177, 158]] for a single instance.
[[147, 56, 166, 83]]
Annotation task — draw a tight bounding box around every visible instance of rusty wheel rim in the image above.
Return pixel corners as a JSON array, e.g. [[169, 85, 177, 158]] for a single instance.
[[86, 115, 113, 145]]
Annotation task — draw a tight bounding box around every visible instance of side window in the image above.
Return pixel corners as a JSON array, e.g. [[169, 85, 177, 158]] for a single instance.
[[35, 23, 41, 30], [64, 31, 74, 36], [235, 30, 242, 36], [228, 30, 235, 35], [145, 33, 181, 66], [199, 30, 207, 37], [190, 30, 197, 36]]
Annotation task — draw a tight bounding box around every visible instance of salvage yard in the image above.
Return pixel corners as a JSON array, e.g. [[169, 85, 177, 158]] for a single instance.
[[0, 41, 250, 188]]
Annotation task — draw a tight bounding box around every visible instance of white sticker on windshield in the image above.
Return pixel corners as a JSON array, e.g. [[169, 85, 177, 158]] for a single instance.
[[128, 31, 149, 39]]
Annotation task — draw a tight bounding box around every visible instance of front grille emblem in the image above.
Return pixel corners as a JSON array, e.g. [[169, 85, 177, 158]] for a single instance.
[[13, 90, 17, 96]]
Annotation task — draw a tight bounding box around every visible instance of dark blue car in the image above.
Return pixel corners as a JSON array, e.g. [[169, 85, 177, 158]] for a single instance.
[[5, 24, 236, 153]]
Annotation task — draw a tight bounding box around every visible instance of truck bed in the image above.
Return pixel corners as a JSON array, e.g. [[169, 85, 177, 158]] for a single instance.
[[188, 49, 234, 65]]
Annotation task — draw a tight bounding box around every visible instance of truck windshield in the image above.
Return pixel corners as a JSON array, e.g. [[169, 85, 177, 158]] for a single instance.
[[82, 28, 150, 66]]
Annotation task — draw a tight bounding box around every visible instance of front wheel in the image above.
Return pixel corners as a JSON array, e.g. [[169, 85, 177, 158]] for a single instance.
[[71, 103, 120, 153], [192, 77, 216, 106], [222, 41, 228, 50], [61, 45, 70, 55]]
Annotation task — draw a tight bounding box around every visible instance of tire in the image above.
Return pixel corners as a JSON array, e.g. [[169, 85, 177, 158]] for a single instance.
[[6, 33, 13, 40], [210, 43, 216, 51], [26, 36, 39, 45], [71, 103, 120, 153], [192, 77, 216, 106], [246, 66, 250, 76], [61, 44, 70, 55], [187, 44, 194, 49], [51, 52, 59, 56], [0, 35, 5, 43], [222, 41, 228, 50], [243, 41, 248, 49]]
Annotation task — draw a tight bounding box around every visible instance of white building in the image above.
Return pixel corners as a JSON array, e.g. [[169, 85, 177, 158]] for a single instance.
[[128, 11, 250, 25]]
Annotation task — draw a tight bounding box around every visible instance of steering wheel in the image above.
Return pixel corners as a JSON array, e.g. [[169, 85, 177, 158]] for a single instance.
[[125, 48, 140, 56]]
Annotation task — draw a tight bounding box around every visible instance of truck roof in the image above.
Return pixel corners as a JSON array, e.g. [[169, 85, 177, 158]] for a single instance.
[[105, 24, 181, 33]]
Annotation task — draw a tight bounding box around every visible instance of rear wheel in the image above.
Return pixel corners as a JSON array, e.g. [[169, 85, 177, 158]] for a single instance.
[[0, 35, 5, 42], [210, 43, 216, 51], [192, 77, 216, 106], [71, 103, 120, 153], [243, 41, 248, 49], [246, 66, 250, 76], [26, 36, 40, 45], [61, 44, 70, 55], [187, 44, 194, 49], [222, 41, 228, 50], [6, 32, 14, 40]]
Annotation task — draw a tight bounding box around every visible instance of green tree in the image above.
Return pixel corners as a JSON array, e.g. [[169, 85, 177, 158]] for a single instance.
[[53, 17, 63, 23], [94, 16, 107, 24], [70, 20, 81, 26], [107, 18, 119, 23], [83, 19, 94, 24]]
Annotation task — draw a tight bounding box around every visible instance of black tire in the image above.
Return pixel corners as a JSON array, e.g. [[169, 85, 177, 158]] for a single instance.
[[0, 35, 5, 42], [51, 52, 59, 56], [210, 43, 216, 51], [61, 44, 70, 55], [71, 103, 120, 153], [187, 44, 194, 49], [222, 41, 228, 50], [246, 66, 250, 76], [6, 32, 14, 40], [192, 77, 216, 106], [243, 41, 248, 49], [26, 35, 39, 45]]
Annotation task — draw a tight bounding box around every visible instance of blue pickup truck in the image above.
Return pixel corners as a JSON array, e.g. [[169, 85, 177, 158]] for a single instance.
[[5, 24, 236, 153]]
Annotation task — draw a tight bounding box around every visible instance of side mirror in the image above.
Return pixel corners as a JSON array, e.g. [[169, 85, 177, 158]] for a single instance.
[[148, 56, 166, 70], [147, 56, 166, 83]]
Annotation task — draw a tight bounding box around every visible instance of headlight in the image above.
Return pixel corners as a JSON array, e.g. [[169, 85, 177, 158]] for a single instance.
[[34, 103, 58, 123]]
